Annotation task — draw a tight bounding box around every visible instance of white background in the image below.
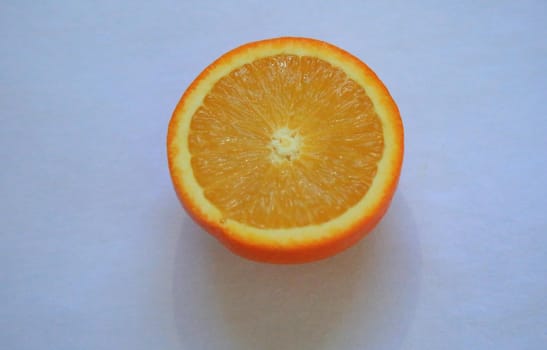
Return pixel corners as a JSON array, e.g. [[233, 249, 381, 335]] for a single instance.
[[1, 1, 546, 349]]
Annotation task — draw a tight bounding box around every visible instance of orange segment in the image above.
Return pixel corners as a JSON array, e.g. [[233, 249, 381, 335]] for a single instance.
[[189, 55, 384, 229], [168, 37, 403, 263]]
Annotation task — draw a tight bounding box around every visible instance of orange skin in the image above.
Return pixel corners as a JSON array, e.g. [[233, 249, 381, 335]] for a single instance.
[[167, 37, 404, 264]]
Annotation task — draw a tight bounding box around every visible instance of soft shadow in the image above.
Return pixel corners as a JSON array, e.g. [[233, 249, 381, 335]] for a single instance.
[[173, 194, 421, 350]]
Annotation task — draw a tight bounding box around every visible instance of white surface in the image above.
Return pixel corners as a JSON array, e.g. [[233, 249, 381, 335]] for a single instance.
[[1, 1, 546, 349]]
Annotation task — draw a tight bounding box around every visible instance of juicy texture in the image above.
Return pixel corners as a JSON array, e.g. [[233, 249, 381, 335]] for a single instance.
[[188, 54, 384, 229]]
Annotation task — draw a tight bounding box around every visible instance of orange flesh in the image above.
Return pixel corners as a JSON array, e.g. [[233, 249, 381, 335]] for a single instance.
[[188, 54, 384, 229]]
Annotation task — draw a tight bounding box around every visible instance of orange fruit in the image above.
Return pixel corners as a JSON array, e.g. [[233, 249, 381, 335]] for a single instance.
[[167, 37, 403, 264]]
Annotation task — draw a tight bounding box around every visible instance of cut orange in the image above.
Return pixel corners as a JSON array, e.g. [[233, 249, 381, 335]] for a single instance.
[[167, 37, 403, 264]]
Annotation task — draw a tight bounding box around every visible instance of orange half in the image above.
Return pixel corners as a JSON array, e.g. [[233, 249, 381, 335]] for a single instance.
[[168, 37, 404, 263]]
